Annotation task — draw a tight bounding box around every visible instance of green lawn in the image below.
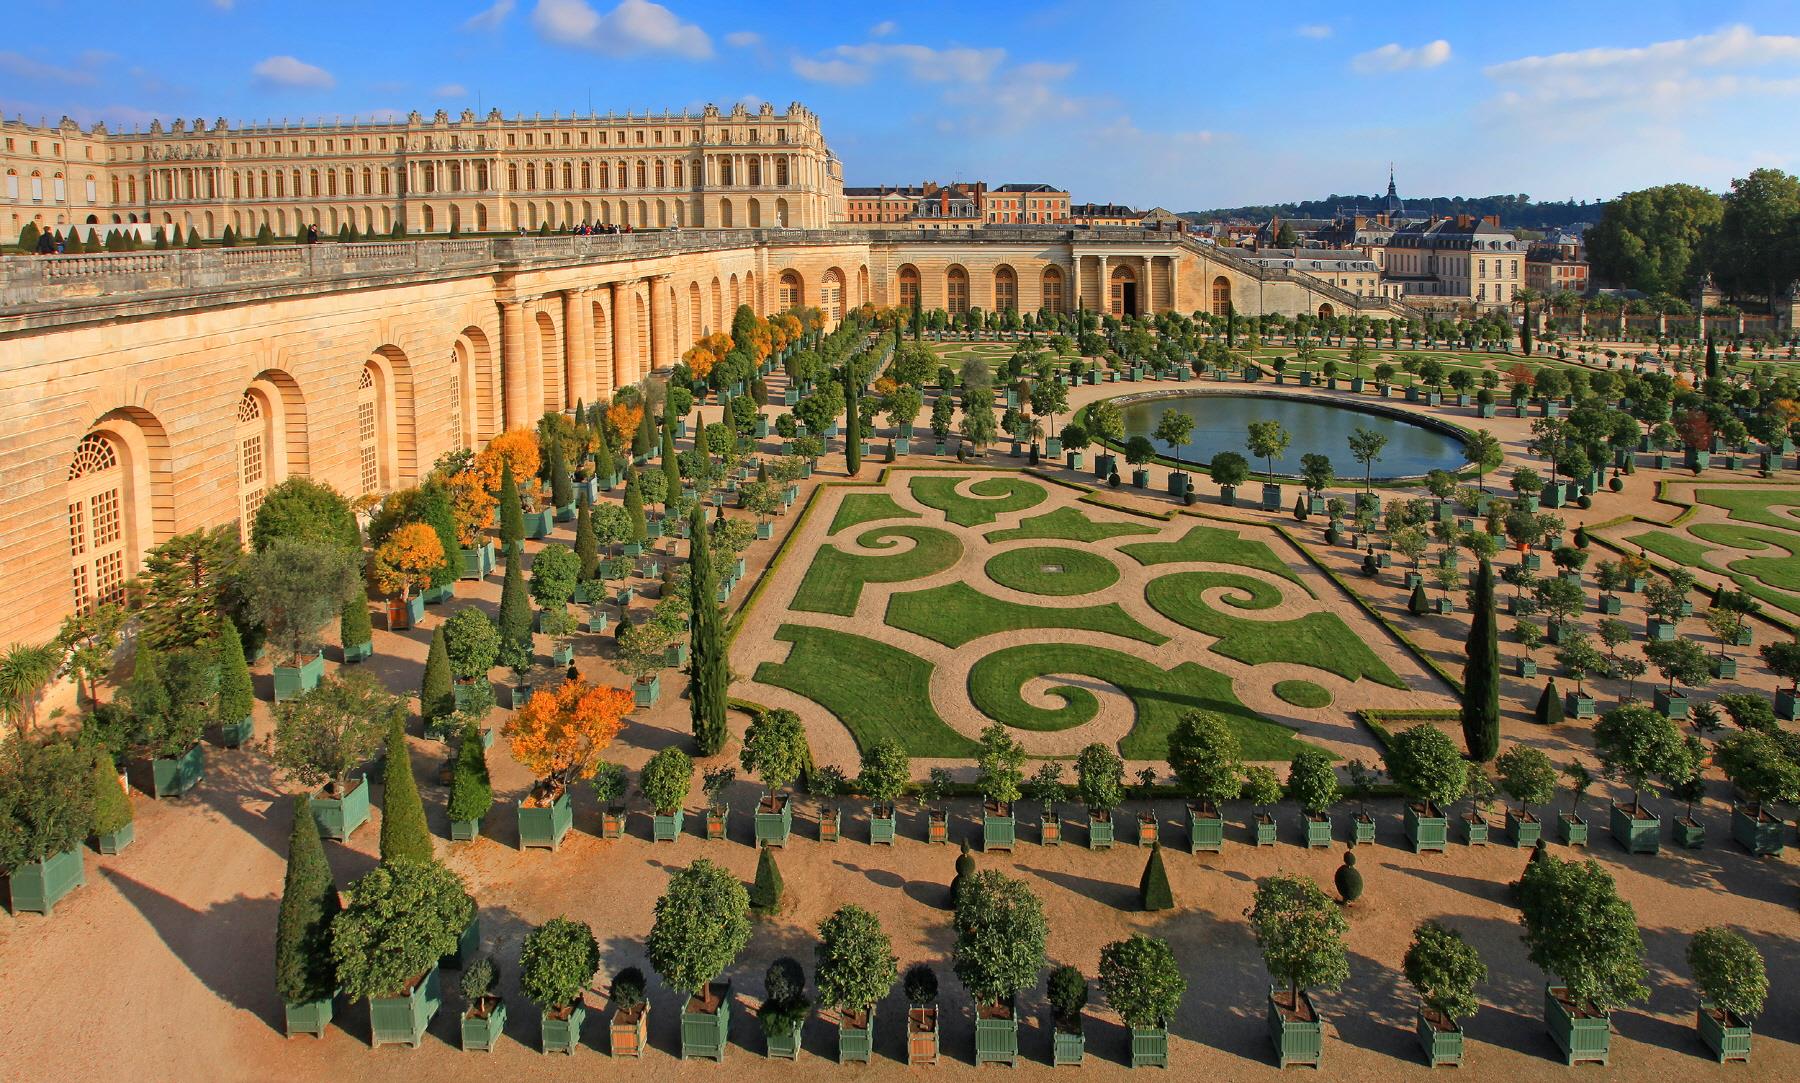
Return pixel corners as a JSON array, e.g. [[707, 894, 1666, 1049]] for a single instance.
[[1274, 680, 1334, 709], [984, 546, 1120, 596], [1119, 524, 1309, 591], [1141, 570, 1406, 688], [830, 492, 918, 535], [885, 581, 1165, 648], [753, 625, 978, 756], [1690, 523, 1800, 591], [985, 506, 1158, 544], [909, 475, 1048, 527], [1623, 527, 1800, 619], [791, 525, 963, 616], [1626, 529, 1714, 569], [964, 642, 1310, 760], [1695, 489, 1800, 532]]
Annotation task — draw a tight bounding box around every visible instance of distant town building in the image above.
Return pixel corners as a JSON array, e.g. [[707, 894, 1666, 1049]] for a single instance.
[[1525, 231, 1589, 295], [842, 185, 921, 224], [983, 183, 1069, 224], [1383, 214, 1524, 308], [1070, 202, 1140, 227], [1225, 247, 1389, 298]]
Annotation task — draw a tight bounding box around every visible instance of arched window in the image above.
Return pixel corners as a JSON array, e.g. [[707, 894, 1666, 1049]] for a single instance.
[[447, 352, 466, 452], [67, 434, 126, 615], [1211, 275, 1232, 317], [236, 391, 267, 539], [778, 271, 802, 310], [898, 265, 920, 310], [636, 162, 647, 188], [689, 281, 703, 339], [1041, 267, 1065, 314], [357, 367, 380, 495], [994, 266, 1017, 313], [821, 268, 844, 323], [947, 266, 969, 315]]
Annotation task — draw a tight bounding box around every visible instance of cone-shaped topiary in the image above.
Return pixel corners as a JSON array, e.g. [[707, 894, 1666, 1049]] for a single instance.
[[255, 224, 274, 246], [844, 365, 863, 477], [496, 541, 532, 673], [1535, 679, 1564, 726], [420, 626, 454, 730], [661, 408, 680, 504], [950, 840, 976, 906], [1408, 582, 1430, 615], [1335, 849, 1363, 904], [548, 439, 573, 510], [340, 594, 372, 656], [220, 225, 238, 248], [276, 795, 340, 1005], [216, 617, 255, 728], [574, 494, 597, 582], [378, 717, 434, 865], [152, 228, 169, 250], [18, 222, 39, 252], [595, 424, 616, 482], [124, 644, 171, 736], [91, 747, 133, 837], [623, 467, 647, 543], [1139, 841, 1174, 911], [185, 226, 202, 249], [498, 460, 524, 549], [750, 842, 785, 915], [446, 721, 493, 828]]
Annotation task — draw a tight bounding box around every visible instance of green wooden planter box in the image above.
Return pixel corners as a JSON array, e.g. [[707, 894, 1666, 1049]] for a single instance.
[[369, 966, 442, 1049], [1253, 813, 1278, 846], [1545, 986, 1610, 1066], [1506, 810, 1543, 847], [870, 806, 897, 844], [312, 776, 371, 840], [441, 906, 480, 971], [541, 1004, 586, 1054], [1404, 803, 1449, 853], [517, 791, 573, 850], [1674, 816, 1705, 849], [1088, 812, 1116, 850], [216, 716, 253, 749], [633, 674, 661, 707], [1351, 814, 1376, 845], [342, 639, 374, 664], [422, 581, 456, 605], [285, 995, 335, 1038], [552, 643, 573, 667], [147, 743, 205, 798], [975, 1008, 1019, 1067], [95, 820, 135, 855], [766, 1018, 803, 1059], [1189, 807, 1224, 853], [681, 989, 731, 1061], [1698, 1002, 1753, 1064], [1610, 803, 1661, 854], [755, 795, 793, 846], [450, 817, 481, 842], [7, 847, 84, 915], [1647, 618, 1678, 642], [706, 806, 729, 841], [837, 1009, 874, 1063], [1714, 656, 1738, 679], [1600, 594, 1623, 615], [663, 640, 688, 667], [1268, 989, 1323, 1069], [525, 509, 554, 539], [507, 682, 532, 709], [983, 807, 1016, 852], [1564, 692, 1596, 719], [1460, 814, 1489, 845], [1301, 812, 1333, 848], [273, 652, 325, 701], [1053, 1022, 1086, 1066], [1416, 1012, 1464, 1067], [460, 999, 506, 1050], [1131, 1025, 1170, 1069], [460, 547, 486, 580], [1732, 805, 1784, 855], [1779, 689, 1800, 721], [1559, 813, 1589, 846], [653, 807, 686, 842], [1655, 688, 1689, 719]]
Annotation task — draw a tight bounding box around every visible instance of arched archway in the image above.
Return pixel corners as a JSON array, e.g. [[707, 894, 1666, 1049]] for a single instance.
[[710, 277, 722, 333], [994, 265, 1017, 313], [688, 281, 703, 341], [946, 265, 970, 315], [744, 271, 758, 314], [589, 299, 613, 399], [362, 346, 417, 492], [535, 310, 562, 414], [720, 199, 734, 228], [1041, 266, 1066, 314], [250, 368, 309, 478], [898, 265, 921, 311], [453, 327, 497, 444], [729, 273, 740, 311], [634, 293, 650, 378], [748, 199, 762, 228], [1109, 264, 1138, 317], [821, 267, 846, 324], [1211, 275, 1232, 317], [234, 388, 277, 540], [857, 265, 869, 309], [65, 426, 146, 615], [1318, 303, 1335, 320]]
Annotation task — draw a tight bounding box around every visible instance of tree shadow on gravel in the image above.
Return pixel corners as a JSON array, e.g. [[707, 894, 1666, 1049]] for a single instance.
[[104, 869, 281, 1033], [1018, 864, 1136, 912]]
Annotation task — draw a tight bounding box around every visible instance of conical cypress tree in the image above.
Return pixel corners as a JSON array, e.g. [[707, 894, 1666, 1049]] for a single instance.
[[1408, 582, 1430, 615], [630, 411, 652, 458], [498, 460, 525, 550], [688, 506, 728, 755], [574, 493, 598, 581], [255, 223, 274, 246], [844, 366, 862, 477], [1535, 678, 1564, 726], [661, 407, 680, 503], [446, 720, 493, 826], [220, 224, 238, 248], [17, 222, 39, 253], [419, 484, 460, 590], [152, 228, 169, 250], [421, 625, 454, 730], [217, 617, 255, 727], [91, 747, 133, 837], [1461, 559, 1500, 762], [275, 795, 340, 1005], [185, 226, 202, 249], [497, 541, 532, 673], [379, 716, 433, 865], [340, 594, 372, 654], [124, 645, 171, 735], [1139, 842, 1173, 911], [84, 231, 103, 253], [623, 467, 647, 544], [750, 843, 785, 914], [595, 425, 616, 483], [1705, 336, 1719, 383], [105, 229, 127, 252], [549, 439, 573, 510]]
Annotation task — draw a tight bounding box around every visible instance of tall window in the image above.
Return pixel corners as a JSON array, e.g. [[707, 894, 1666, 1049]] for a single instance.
[[778, 272, 802, 310], [236, 392, 267, 541], [1211, 276, 1232, 316], [821, 270, 844, 323], [357, 367, 379, 495], [899, 266, 920, 310], [1041, 267, 1064, 314], [946, 267, 969, 315], [67, 434, 126, 616], [994, 267, 1017, 313], [447, 357, 465, 452]]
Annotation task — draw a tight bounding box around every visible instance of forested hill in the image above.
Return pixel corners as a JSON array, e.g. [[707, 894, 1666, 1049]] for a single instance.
[[1183, 194, 1607, 230]]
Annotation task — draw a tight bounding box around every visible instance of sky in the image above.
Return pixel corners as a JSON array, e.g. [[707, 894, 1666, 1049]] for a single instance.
[[5, 1, 1799, 210]]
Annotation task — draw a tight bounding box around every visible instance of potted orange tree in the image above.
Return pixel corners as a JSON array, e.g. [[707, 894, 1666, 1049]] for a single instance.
[[1403, 920, 1486, 1067], [1287, 747, 1338, 848], [1496, 743, 1556, 847], [1688, 926, 1765, 1064], [330, 858, 472, 1049], [270, 672, 398, 840], [1047, 965, 1088, 1065], [815, 903, 897, 1064], [642, 747, 694, 842], [593, 762, 629, 839], [648, 858, 751, 1061], [1384, 723, 1467, 853], [859, 738, 909, 845], [373, 522, 443, 631], [1251, 873, 1349, 1069], [1246, 765, 1283, 846], [1168, 710, 1242, 854], [458, 956, 506, 1052], [0, 735, 92, 917], [247, 538, 360, 700], [606, 967, 649, 1057], [903, 964, 940, 1066], [520, 916, 601, 1054], [1519, 850, 1649, 1066], [1099, 934, 1185, 1068], [759, 956, 810, 1060], [1027, 762, 1066, 846], [1076, 742, 1124, 850], [504, 676, 632, 851], [742, 707, 807, 846], [702, 766, 734, 841], [1717, 728, 1798, 856], [976, 722, 1025, 852], [954, 871, 1047, 1067]]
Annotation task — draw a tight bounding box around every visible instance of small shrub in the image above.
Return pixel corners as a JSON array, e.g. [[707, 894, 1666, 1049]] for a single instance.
[[1334, 850, 1363, 904], [903, 963, 939, 1007]]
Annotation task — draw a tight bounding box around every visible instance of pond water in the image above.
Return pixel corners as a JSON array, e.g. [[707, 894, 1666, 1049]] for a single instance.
[[1118, 393, 1468, 479]]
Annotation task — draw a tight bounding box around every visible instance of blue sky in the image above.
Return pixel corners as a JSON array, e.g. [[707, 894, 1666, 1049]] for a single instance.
[[5, 1, 1799, 210]]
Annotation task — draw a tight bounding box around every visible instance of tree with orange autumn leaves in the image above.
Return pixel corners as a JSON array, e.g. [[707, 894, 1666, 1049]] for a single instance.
[[445, 469, 496, 547], [473, 429, 542, 494], [683, 332, 734, 381], [505, 677, 632, 799], [604, 401, 644, 452], [372, 522, 446, 600]]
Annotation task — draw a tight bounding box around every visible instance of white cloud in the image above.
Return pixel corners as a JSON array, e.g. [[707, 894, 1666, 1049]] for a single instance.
[[724, 30, 761, 48], [464, 0, 515, 31], [1483, 25, 1800, 117], [1351, 39, 1452, 74], [251, 55, 335, 90], [1296, 24, 1332, 40], [212, 0, 236, 9], [0, 51, 99, 86], [791, 56, 867, 85], [870, 20, 898, 38], [434, 83, 470, 97], [531, 0, 712, 59], [791, 42, 1006, 86]]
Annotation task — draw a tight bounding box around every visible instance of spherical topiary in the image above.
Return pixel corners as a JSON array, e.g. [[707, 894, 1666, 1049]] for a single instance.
[[1610, 476, 1624, 492], [950, 840, 976, 905], [1335, 849, 1364, 904], [903, 963, 939, 1007], [1577, 495, 1593, 510]]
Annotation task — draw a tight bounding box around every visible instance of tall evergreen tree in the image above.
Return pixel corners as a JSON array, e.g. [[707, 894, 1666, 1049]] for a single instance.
[[623, 466, 647, 544], [750, 843, 785, 914], [661, 400, 681, 506], [844, 364, 862, 477], [123, 644, 171, 736], [498, 460, 525, 550], [1705, 336, 1719, 383], [574, 493, 598, 582], [378, 716, 433, 864], [420, 625, 454, 730], [340, 594, 372, 654], [1520, 302, 1534, 354], [594, 422, 616, 482], [275, 795, 340, 1005], [548, 438, 573, 510], [217, 617, 256, 727], [418, 483, 460, 590], [1462, 559, 1501, 761], [688, 506, 728, 755], [496, 541, 532, 673]]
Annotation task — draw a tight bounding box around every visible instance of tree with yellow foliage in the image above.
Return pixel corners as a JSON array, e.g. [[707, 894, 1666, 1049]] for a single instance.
[[505, 677, 633, 800], [474, 429, 541, 494], [606, 401, 645, 453], [445, 468, 496, 548], [372, 523, 446, 601]]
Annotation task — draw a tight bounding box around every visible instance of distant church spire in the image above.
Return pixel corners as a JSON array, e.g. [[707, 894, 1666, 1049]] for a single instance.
[[1384, 164, 1403, 217]]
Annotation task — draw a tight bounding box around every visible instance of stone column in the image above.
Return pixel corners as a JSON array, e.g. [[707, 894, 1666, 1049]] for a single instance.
[[500, 299, 530, 430], [591, 290, 613, 400], [564, 289, 593, 408], [1095, 254, 1108, 314], [1167, 254, 1180, 314], [611, 279, 636, 388]]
